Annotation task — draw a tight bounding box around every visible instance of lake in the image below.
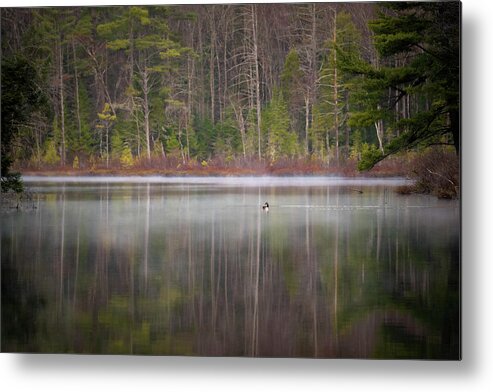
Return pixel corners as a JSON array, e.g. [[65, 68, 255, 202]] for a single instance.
[[1, 177, 460, 358]]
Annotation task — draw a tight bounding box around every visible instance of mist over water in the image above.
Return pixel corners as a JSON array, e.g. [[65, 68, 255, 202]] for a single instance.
[[22, 175, 411, 186], [1, 177, 459, 358]]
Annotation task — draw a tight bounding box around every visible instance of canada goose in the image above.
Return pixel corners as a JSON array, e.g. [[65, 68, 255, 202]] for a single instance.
[[262, 202, 269, 212]]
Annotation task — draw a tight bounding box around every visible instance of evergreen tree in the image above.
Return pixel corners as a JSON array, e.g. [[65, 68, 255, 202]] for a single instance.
[[1, 4, 460, 173], [31, 8, 77, 166], [263, 92, 298, 161], [1, 56, 45, 192], [280, 48, 304, 114], [339, 2, 460, 170], [96, 103, 116, 167], [97, 6, 191, 162], [280, 48, 305, 149], [317, 11, 361, 163]]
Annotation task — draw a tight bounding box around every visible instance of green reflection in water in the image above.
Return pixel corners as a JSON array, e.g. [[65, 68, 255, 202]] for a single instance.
[[1, 180, 460, 358]]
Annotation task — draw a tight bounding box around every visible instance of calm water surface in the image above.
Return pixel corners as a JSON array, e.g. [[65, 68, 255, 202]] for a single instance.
[[1, 177, 460, 358]]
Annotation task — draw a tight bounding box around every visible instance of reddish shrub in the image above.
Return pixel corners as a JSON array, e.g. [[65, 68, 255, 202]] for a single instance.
[[409, 147, 460, 199]]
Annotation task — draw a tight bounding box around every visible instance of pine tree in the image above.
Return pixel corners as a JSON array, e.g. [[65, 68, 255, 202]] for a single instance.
[[1, 56, 44, 191], [339, 2, 460, 170], [97, 6, 191, 162], [31, 8, 77, 166], [263, 92, 298, 161], [97, 103, 117, 167], [317, 11, 361, 163], [280, 48, 305, 147]]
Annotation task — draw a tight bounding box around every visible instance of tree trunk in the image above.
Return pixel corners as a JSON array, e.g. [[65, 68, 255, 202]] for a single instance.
[[333, 10, 340, 163], [106, 125, 109, 168], [134, 110, 141, 158], [345, 91, 350, 158], [142, 67, 152, 161], [310, 4, 317, 156], [178, 116, 185, 164], [187, 53, 195, 161], [209, 8, 216, 124], [72, 41, 82, 141], [58, 37, 66, 166], [216, 46, 223, 123], [374, 118, 385, 154], [222, 17, 229, 126], [251, 4, 262, 160], [185, 110, 190, 161], [304, 94, 310, 155]]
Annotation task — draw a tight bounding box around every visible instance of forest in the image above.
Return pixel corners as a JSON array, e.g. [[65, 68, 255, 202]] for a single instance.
[[1, 2, 460, 193]]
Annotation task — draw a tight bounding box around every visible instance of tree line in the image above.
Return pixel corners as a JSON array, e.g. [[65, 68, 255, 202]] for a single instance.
[[1, 2, 460, 179]]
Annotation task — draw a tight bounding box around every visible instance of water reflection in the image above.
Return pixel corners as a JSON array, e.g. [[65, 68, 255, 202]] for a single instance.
[[1, 179, 460, 358]]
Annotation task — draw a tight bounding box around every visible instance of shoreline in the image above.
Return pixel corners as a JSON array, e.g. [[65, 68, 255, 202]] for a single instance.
[[15, 155, 410, 178], [21, 175, 411, 184], [18, 167, 406, 179]]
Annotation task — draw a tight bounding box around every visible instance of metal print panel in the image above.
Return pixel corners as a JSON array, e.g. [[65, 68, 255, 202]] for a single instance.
[[1, 2, 460, 359]]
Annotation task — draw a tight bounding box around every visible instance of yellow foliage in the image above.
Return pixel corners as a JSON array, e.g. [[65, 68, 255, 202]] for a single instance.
[[120, 146, 134, 168], [43, 139, 60, 165], [72, 156, 80, 169]]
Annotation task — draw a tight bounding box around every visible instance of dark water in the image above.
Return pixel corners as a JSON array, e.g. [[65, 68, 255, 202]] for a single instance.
[[1, 177, 460, 358]]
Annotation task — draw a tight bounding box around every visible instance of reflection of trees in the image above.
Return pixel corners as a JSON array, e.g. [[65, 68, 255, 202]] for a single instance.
[[325, 195, 460, 359], [1, 252, 45, 351], [1, 184, 459, 358]]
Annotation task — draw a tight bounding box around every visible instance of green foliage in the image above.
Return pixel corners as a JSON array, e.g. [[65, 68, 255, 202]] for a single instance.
[[191, 117, 215, 160], [111, 133, 125, 159], [113, 119, 140, 159], [358, 143, 382, 171], [263, 92, 299, 161], [1, 172, 24, 193], [164, 129, 181, 156], [120, 146, 134, 168], [97, 4, 191, 164], [43, 139, 61, 165], [1, 4, 459, 174], [349, 130, 363, 160], [98, 103, 117, 122], [280, 48, 305, 141], [66, 79, 95, 160], [244, 110, 261, 157], [280, 49, 303, 107], [152, 139, 165, 158], [309, 104, 328, 159], [317, 11, 362, 160], [340, 2, 460, 170], [1, 55, 45, 192], [212, 111, 241, 160]]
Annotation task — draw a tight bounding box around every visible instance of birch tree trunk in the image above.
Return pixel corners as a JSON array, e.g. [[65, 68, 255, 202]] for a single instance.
[[187, 51, 195, 161], [72, 41, 82, 140], [304, 94, 310, 155], [251, 4, 262, 160], [141, 66, 152, 161], [209, 7, 216, 124], [332, 9, 340, 163], [375, 117, 385, 154], [58, 36, 66, 166]]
